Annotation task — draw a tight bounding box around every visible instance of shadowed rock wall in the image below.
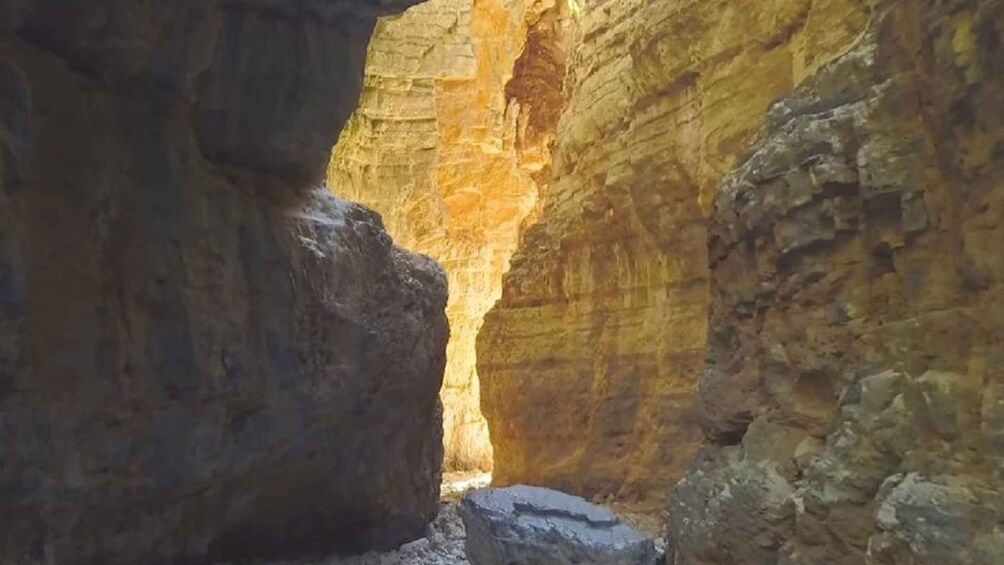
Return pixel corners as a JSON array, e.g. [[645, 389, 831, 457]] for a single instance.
[[0, 1, 449, 563], [329, 0, 569, 472], [477, 0, 871, 505], [669, 0, 1004, 563]]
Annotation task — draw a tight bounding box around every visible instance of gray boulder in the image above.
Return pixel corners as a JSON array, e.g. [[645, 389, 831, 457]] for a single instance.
[[459, 485, 658, 565]]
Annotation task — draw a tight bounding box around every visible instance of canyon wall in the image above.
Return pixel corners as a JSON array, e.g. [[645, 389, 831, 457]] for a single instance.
[[669, 0, 1004, 563], [0, 1, 449, 564], [329, 0, 568, 471], [477, 0, 871, 505]]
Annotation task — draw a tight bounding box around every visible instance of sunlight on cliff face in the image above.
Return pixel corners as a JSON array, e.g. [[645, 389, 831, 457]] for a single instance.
[[328, 0, 570, 473]]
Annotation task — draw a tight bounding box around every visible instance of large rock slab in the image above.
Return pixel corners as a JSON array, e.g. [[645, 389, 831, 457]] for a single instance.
[[0, 1, 447, 564], [459, 485, 658, 565]]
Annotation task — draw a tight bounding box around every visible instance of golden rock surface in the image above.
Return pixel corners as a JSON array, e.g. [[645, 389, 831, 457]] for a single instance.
[[477, 0, 871, 504], [671, 2, 1004, 561]]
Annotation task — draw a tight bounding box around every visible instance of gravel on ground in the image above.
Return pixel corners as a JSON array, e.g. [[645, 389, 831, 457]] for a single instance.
[[221, 473, 666, 565]]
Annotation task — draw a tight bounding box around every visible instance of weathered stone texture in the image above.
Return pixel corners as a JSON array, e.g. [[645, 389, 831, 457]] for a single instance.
[[477, 0, 870, 505], [0, 1, 450, 564], [460, 485, 658, 565], [669, 1, 1004, 563], [329, 0, 569, 471]]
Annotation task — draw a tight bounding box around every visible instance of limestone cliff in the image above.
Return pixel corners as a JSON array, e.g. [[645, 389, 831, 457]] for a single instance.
[[669, 0, 1004, 563], [0, 1, 448, 564], [329, 0, 569, 471], [477, 0, 871, 505]]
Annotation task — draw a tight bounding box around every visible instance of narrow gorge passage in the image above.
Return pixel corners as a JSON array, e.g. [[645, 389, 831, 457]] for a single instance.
[[2, 0, 1003, 564], [328, 0, 572, 474]]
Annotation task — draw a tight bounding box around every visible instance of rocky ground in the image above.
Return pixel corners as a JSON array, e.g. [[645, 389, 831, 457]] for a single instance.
[[323, 502, 470, 565], [279, 473, 489, 565], [218, 502, 468, 565], [235, 473, 666, 565], [217, 504, 470, 565]]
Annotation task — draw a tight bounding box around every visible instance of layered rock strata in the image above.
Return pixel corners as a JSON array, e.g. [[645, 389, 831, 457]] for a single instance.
[[477, 0, 870, 504], [0, 1, 449, 563], [669, 0, 1004, 563], [329, 0, 569, 471]]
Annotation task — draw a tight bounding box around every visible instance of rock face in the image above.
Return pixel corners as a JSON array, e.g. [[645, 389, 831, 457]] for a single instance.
[[669, 0, 1004, 563], [459, 486, 658, 565], [477, 0, 870, 504], [0, 1, 449, 564], [329, 0, 569, 471]]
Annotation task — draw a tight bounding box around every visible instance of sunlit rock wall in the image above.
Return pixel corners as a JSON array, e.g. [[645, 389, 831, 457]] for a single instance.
[[329, 0, 568, 471], [668, 1, 1004, 563], [477, 0, 871, 505], [0, 1, 449, 563]]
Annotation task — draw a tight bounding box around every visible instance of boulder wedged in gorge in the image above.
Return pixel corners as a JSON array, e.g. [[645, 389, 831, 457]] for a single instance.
[[0, 1, 449, 564], [669, 1, 1004, 563], [476, 0, 870, 504]]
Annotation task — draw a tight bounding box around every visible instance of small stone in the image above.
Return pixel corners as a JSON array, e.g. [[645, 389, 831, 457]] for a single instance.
[[399, 538, 431, 553]]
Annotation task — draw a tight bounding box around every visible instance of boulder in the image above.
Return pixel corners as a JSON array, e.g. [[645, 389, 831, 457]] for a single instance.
[[0, 0, 448, 563], [459, 485, 658, 565]]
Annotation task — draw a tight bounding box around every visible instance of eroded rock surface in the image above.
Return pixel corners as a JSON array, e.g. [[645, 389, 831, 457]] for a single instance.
[[0, 1, 448, 564], [329, 0, 570, 471], [477, 0, 870, 504], [669, 1, 1004, 563], [460, 486, 657, 565]]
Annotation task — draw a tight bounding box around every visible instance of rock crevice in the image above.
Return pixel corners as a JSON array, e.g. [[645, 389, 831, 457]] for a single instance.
[[329, 0, 571, 472]]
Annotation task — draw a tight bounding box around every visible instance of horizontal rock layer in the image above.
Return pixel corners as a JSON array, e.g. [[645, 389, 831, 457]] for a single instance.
[[669, 0, 1004, 563], [477, 0, 870, 505], [0, 1, 448, 564]]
